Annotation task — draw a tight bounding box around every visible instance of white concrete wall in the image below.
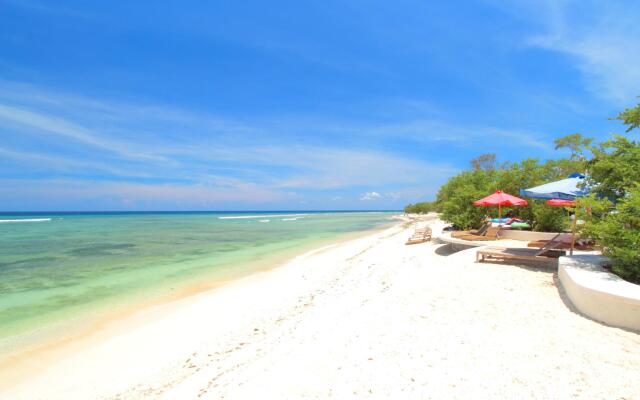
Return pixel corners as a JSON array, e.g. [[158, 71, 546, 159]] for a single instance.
[[499, 230, 562, 241], [558, 255, 640, 332], [436, 232, 487, 249]]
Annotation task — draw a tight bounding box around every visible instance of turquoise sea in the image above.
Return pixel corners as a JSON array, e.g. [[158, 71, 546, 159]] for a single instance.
[[0, 211, 396, 357]]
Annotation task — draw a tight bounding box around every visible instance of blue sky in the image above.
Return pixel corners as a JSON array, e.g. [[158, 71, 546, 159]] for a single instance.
[[1, 0, 639, 211]]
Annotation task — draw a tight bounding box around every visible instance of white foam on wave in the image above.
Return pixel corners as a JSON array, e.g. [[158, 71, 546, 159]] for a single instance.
[[0, 218, 52, 223], [218, 213, 309, 220], [258, 219, 270, 223], [281, 217, 300, 221]]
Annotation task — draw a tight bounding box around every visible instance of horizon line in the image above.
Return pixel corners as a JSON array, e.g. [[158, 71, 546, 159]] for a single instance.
[[0, 209, 403, 214]]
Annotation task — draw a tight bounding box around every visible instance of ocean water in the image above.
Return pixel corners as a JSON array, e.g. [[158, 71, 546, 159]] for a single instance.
[[0, 211, 396, 356]]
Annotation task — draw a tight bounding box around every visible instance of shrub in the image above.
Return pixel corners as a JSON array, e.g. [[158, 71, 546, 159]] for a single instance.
[[579, 186, 640, 284], [531, 200, 568, 232], [587, 135, 640, 200], [404, 201, 437, 214], [437, 170, 494, 229], [433, 157, 570, 231]]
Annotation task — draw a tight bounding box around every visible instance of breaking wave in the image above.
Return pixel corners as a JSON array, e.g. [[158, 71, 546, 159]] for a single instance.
[[219, 214, 309, 220], [0, 218, 52, 223]]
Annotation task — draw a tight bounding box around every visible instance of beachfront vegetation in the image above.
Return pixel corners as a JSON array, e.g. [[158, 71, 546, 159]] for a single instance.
[[407, 98, 640, 283], [403, 201, 439, 214], [435, 156, 571, 232], [586, 135, 640, 200], [578, 187, 640, 284], [576, 100, 640, 283], [617, 99, 640, 132]]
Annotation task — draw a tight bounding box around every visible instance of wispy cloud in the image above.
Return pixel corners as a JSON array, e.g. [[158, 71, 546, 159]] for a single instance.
[[1, 80, 557, 210], [500, 0, 640, 104], [359, 191, 381, 201], [0, 81, 464, 209], [363, 120, 553, 151], [0, 179, 294, 211], [0, 146, 153, 178], [0, 104, 167, 161]]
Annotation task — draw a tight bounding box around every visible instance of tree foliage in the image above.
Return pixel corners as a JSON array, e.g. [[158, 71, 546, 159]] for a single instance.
[[434, 158, 571, 231], [616, 98, 640, 132], [554, 133, 592, 161], [587, 135, 640, 200], [470, 153, 497, 172], [579, 186, 640, 284], [404, 201, 438, 214], [437, 170, 495, 229], [580, 100, 640, 283]]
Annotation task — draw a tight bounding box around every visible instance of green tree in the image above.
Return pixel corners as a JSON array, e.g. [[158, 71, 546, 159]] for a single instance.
[[554, 133, 593, 160], [470, 153, 497, 172], [553, 133, 592, 175], [578, 186, 640, 284], [574, 98, 640, 283], [530, 200, 568, 232], [588, 135, 640, 200], [436, 169, 495, 229], [494, 158, 569, 231], [404, 201, 437, 214], [587, 101, 640, 200], [433, 156, 571, 231], [616, 98, 640, 132]]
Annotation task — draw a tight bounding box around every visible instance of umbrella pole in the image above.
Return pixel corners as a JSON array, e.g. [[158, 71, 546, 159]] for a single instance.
[[570, 207, 577, 256], [499, 204, 501, 220]]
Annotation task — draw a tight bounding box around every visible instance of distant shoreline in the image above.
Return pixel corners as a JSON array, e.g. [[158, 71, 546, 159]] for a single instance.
[[0, 210, 402, 215]]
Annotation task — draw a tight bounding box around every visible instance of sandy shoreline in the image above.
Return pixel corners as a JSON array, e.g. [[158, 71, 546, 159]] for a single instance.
[[0, 219, 403, 396], [3, 216, 640, 399], [0, 220, 398, 386]]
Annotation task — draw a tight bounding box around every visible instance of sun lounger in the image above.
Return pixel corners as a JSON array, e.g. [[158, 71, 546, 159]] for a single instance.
[[470, 222, 491, 236], [456, 226, 502, 241], [406, 227, 432, 245], [476, 246, 565, 264], [476, 234, 567, 264], [451, 222, 491, 239], [527, 234, 595, 251]]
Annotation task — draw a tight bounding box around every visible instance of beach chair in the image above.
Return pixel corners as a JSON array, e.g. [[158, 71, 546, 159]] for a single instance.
[[476, 236, 567, 265], [406, 227, 432, 245], [470, 221, 491, 236], [475, 247, 565, 265], [451, 222, 490, 239], [457, 226, 502, 241], [527, 234, 595, 251]]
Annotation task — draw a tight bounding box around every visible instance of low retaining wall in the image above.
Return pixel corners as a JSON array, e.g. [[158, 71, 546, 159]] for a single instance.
[[558, 255, 640, 332], [436, 232, 487, 251], [498, 230, 562, 241]]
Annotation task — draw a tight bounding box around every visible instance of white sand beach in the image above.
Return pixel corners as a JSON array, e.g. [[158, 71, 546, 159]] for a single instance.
[[3, 216, 640, 399]]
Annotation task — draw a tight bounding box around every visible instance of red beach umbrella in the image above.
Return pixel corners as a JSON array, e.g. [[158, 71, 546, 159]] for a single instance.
[[546, 199, 576, 207], [473, 190, 528, 219]]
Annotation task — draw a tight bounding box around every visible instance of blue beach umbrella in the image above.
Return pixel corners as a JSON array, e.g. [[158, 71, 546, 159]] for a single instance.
[[520, 173, 590, 255], [519, 173, 589, 200]]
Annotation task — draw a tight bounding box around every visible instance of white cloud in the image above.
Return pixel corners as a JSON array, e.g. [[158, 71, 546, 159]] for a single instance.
[[0, 80, 463, 209], [0, 146, 152, 177], [360, 191, 381, 201], [364, 120, 553, 151], [0, 179, 294, 210], [0, 104, 165, 161], [500, 0, 640, 104]]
